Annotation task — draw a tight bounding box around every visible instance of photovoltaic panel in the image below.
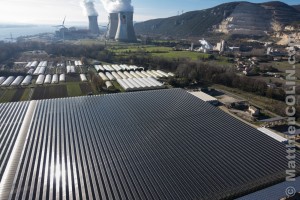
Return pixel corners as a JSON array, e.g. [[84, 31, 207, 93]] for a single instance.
[[3, 89, 300, 199], [0, 101, 29, 182]]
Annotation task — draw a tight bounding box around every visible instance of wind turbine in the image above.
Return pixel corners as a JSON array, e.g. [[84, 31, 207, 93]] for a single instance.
[[53, 16, 66, 28], [5, 33, 16, 42], [53, 16, 67, 41]]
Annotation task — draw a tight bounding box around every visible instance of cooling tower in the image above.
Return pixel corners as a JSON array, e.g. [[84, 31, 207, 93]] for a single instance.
[[107, 13, 119, 39], [115, 12, 137, 42], [88, 16, 100, 35]]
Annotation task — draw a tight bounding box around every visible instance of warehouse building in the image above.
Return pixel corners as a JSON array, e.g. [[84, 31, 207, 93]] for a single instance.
[[51, 74, 59, 84], [21, 75, 32, 86], [35, 75, 45, 85], [1, 76, 15, 87], [10, 76, 23, 86], [189, 91, 219, 106], [0, 89, 299, 200], [80, 74, 88, 82], [59, 74, 65, 82]]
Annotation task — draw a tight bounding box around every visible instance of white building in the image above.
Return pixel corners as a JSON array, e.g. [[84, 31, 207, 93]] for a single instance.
[[189, 91, 219, 106]]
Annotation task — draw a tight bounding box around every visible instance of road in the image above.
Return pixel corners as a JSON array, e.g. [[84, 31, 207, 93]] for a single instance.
[[215, 87, 300, 127], [216, 88, 281, 117]]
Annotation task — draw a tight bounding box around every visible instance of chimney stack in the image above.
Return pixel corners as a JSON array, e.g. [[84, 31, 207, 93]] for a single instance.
[[107, 13, 119, 39], [88, 16, 100, 35], [115, 12, 137, 42]]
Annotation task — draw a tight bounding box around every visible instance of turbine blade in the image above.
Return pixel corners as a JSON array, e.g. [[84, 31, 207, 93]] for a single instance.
[[62, 16, 66, 25]]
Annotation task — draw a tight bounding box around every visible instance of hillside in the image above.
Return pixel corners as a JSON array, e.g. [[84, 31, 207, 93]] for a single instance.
[[294, 5, 300, 12], [134, 1, 300, 37]]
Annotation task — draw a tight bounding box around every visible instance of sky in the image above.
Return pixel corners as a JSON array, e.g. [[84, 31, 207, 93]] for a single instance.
[[0, 0, 298, 26]]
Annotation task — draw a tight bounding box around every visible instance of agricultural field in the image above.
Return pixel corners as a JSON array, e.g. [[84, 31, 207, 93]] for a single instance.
[[110, 45, 211, 61], [0, 81, 103, 103], [20, 88, 31, 101], [0, 89, 16, 103], [0, 89, 5, 100], [79, 83, 94, 95], [110, 46, 171, 53], [31, 85, 68, 100], [11, 88, 26, 102], [66, 74, 81, 82], [66, 83, 83, 97], [152, 50, 210, 60], [0, 88, 34, 103]]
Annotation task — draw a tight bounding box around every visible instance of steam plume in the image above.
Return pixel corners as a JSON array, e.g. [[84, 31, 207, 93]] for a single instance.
[[101, 0, 133, 13], [81, 0, 98, 16]]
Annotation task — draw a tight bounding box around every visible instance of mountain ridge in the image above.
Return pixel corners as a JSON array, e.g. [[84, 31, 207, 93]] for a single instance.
[[134, 1, 300, 37], [294, 5, 300, 12]]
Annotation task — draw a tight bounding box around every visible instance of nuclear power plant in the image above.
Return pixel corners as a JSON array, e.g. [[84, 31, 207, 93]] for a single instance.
[[88, 15, 100, 35], [55, 0, 137, 42], [107, 13, 119, 39], [114, 12, 137, 42], [106, 11, 137, 43]]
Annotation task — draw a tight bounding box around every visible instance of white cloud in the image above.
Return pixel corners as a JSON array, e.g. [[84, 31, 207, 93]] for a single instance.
[[0, 0, 165, 24]]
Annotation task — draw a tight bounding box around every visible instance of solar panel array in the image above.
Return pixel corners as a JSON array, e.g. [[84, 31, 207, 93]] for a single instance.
[[0, 101, 29, 182], [238, 177, 300, 200], [1, 89, 299, 199]]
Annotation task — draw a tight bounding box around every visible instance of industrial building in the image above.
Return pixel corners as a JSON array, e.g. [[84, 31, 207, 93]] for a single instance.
[[80, 74, 88, 82], [257, 127, 288, 143], [44, 74, 52, 84], [74, 60, 83, 66], [10, 76, 24, 86], [27, 69, 34, 75], [98, 72, 109, 81], [0, 89, 299, 200], [107, 11, 137, 42], [1, 76, 15, 87], [117, 77, 165, 91], [115, 12, 137, 42], [94, 65, 173, 91], [51, 74, 59, 84], [189, 91, 219, 106], [106, 13, 119, 39], [59, 74, 65, 82], [35, 75, 45, 85], [21, 76, 32, 86], [105, 81, 113, 89], [88, 16, 100, 35], [66, 65, 76, 74]]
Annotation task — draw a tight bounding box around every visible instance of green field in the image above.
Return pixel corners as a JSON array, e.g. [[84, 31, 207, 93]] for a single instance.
[[152, 51, 210, 60], [111, 46, 171, 53], [0, 89, 16, 103], [67, 83, 83, 97], [20, 88, 31, 101], [111, 46, 211, 61]]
